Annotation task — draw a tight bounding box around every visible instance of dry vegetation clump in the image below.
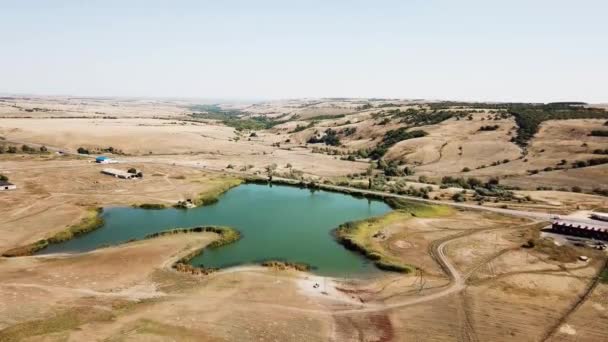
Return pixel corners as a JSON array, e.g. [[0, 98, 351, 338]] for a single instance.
[[261, 260, 311, 272]]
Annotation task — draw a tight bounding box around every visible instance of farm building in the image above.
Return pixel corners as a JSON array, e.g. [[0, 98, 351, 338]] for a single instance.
[[590, 212, 608, 222], [0, 181, 17, 191], [101, 168, 136, 179], [551, 221, 608, 241], [96, 156, 114, 164]]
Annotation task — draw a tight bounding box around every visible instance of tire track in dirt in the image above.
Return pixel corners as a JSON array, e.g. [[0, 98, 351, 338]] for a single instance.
[[540, 257, 608, 342]]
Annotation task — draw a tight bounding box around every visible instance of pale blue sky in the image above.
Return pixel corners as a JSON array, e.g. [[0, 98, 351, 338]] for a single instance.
[[1, 0, 606, 102]]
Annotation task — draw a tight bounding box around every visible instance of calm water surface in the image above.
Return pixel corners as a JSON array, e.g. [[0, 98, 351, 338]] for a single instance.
[[40, 184, 392, 276]]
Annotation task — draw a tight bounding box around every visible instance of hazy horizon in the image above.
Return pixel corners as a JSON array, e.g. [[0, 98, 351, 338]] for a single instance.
[[1, 0, 607, 103]]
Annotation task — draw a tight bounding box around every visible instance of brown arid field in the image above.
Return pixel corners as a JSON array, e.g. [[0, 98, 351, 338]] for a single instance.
[[1, 96, 608, 341]]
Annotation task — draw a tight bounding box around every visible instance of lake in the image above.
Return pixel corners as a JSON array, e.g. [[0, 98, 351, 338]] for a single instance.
[[40, 184, 392, 276]]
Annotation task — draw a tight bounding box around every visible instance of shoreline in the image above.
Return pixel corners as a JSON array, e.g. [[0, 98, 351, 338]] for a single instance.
[[2, 178, 438, 278], [1, 207, 104, 257], [0, 177, 243, 257]]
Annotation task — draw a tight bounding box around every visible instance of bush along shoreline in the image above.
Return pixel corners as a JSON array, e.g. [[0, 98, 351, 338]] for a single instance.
[[2, 208, 104, 257], [175, 177, 243, 209], [333, 220, 414, 273], [144, 226, 242, 275], [244, 176, 391, 202]]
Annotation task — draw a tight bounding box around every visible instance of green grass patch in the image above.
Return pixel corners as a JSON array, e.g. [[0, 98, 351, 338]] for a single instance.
[[334, 212, 414, 273], [334, 200, 452, 273], [386, 198, 453, 217], [144, 225, 240, 248], [600, 268, 608, 284], [47, 208, 104, 244]]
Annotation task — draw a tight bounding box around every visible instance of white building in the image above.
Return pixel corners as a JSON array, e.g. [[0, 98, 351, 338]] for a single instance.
[[591, 212, 608, 222], [0, 181, 16, 191], [101, 168, 135, 179]]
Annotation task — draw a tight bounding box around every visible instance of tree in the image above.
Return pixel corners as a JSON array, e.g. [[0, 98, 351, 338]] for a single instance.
[[0, 145, 5, 154], [7, 146, 17, 153], [0, 174, 8, 182], [571, 186, 582, 193], [127, 168, 137, 174], [77, 147, 89, 154], [39, 145, 48, 152]]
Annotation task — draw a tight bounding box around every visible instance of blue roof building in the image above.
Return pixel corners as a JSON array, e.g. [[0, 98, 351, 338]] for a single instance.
[[96, 156, 109, 163]]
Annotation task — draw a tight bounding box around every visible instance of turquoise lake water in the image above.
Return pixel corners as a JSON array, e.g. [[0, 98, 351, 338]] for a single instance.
[[40, 184, 392, 276]]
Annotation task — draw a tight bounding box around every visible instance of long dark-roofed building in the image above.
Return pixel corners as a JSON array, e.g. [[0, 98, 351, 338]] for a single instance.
[[551, 221, 608, 241]]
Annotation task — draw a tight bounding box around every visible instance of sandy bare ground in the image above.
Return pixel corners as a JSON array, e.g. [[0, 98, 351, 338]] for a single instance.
[[1, 205, 605, 341], [0, 118, 369, 177]]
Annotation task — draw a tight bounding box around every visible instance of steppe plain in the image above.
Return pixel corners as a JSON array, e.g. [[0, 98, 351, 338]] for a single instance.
[[1, 96, 607, 341]]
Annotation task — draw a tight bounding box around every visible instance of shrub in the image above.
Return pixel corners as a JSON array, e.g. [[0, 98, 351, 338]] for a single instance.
[[452, 193, 466, 202], [21, 144, 34, 153], [307, 128, 341, 146], [0, 174, 8, 181], [342, 127, 357, 136], [77, 147, 89, 154], [478, 125, 499, 131], [462, 167, 471, 172], [571, 186, 582, 193]]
